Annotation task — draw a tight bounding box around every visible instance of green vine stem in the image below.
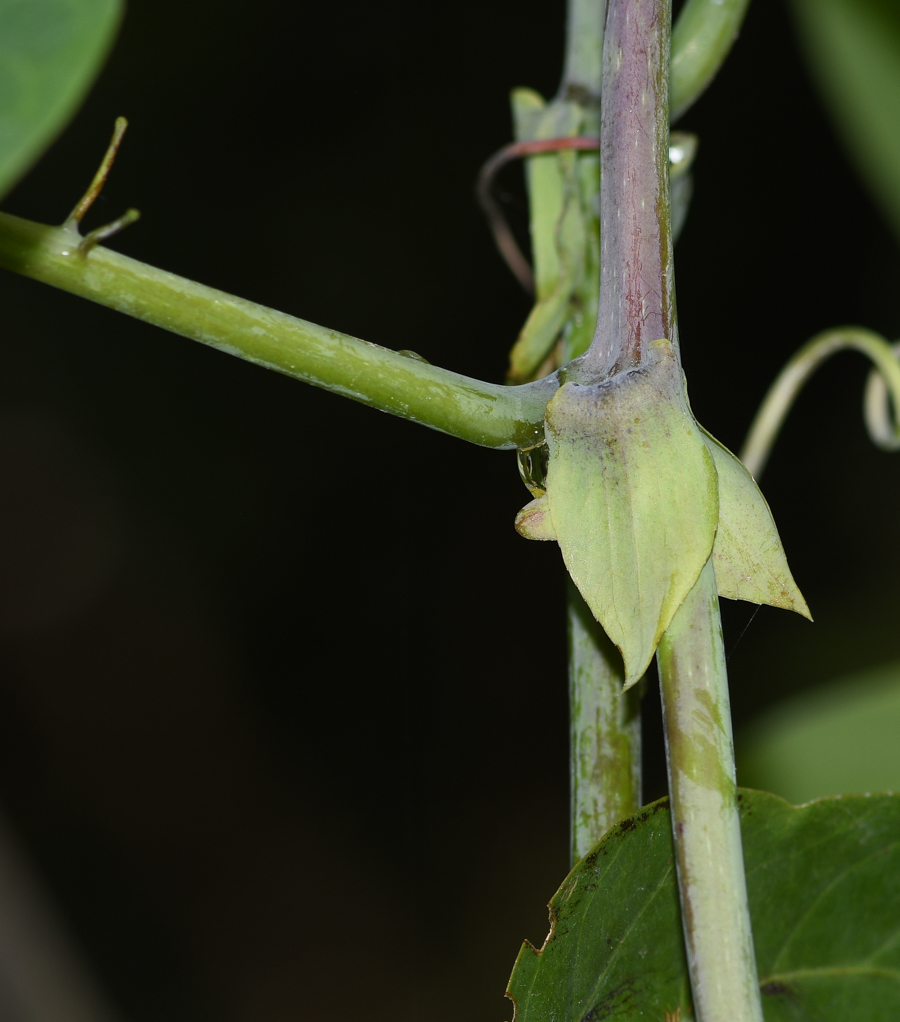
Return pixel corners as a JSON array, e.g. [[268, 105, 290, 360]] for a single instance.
[[657, 558, 763, 1022], [740, 327, 900, 478], [864, 340, 900, 448], [567, 580, 641, 864], [0, 211, 555, 450]]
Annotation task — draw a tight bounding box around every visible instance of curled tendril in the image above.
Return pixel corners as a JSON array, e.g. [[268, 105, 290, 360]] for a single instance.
[[476, 136, 600, 295], [864, 341, 900, 451], [741, 328, 900, 479]]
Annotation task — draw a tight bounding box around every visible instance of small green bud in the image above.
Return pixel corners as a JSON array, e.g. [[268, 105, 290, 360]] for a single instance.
[[514, 495, 557, 541]]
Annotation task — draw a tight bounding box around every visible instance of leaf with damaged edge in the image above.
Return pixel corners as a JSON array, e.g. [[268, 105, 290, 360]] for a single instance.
[[507, 790, 900, 1022], [544, 339, 717, 687], [702, 431, 811, 620]]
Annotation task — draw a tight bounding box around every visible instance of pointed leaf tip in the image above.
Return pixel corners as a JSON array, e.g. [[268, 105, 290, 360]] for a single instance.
[[702, 431, 812, 620], [545, 340, 718, 687]]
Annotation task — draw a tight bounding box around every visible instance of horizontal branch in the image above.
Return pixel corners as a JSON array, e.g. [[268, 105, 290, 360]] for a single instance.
[[0, 211, 555, 450]]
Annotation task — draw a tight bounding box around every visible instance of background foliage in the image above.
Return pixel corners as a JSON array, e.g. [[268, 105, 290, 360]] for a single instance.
[[1, 0, 899, 1019], [0, 0, 119, 198], [510, 791, 900, 1021]]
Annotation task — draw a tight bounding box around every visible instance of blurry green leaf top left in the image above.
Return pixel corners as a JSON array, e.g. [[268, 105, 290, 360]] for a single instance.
[[0, 0, 121, 201]]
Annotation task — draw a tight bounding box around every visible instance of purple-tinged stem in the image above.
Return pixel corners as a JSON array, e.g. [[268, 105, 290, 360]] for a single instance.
[[585, 0, 675, 379], [578, 2, 765, 1019]]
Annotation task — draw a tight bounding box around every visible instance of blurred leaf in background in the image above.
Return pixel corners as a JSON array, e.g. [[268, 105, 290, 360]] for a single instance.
[[791, 0, 900, 242], [0, 0, 121, 201], [739, 659, 900, 803]]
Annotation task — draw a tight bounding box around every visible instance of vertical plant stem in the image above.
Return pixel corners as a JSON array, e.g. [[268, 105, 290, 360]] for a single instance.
[[670, 0, 751, 121], [568, 579, 641, 864], [583, 1, 763, 1017], [582, 0, 676, 381], [658, 559, 763, 1022], [556, 0, 644, 863]]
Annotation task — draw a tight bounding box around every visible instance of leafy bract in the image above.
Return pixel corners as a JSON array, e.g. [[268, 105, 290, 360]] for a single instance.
[[508, 790, 900, 1022], [544, 340, 717, 687], [0, 0, 121, 202], [702, 431, 810, 619], [740, 659, 900, 804], [791, 0, 900, 242], [512, 374, 809, 654]]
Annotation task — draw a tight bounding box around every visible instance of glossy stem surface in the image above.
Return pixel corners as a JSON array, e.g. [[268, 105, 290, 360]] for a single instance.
[[568, 580, 641, 865], [585, 0, 675, 379], [658, 558, 764, 1022], [0, 212, 555, 450]]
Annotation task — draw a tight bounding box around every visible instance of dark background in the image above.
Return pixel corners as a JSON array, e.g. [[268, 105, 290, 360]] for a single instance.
[[0, 0, 899, 1019]]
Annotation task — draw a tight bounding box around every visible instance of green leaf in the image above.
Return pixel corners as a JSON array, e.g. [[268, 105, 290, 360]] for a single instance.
[[508, 790, 900, 1021], [544, 340, 718, 687], [790, 0, 900, 241], [508, 91, 587, 383], [511, 91, 582, 301], [515, 424, 812, 623], [0, 0, 122, 202], [702, 431, 811, 619], [670, 0, 751, 123], [740, 659, 900, 804]]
